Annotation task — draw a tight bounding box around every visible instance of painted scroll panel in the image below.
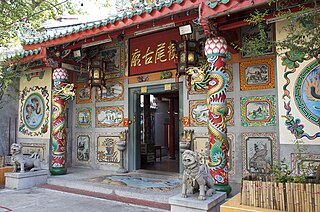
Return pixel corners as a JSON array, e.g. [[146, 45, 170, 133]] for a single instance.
[[95, 106, 124, 127]]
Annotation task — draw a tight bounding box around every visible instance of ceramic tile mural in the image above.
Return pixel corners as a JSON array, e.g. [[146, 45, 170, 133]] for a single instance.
[[294, 62, 320, 126], [76, 107, 92, 128], [98, 42, 125, 79], [96, 135, 120, 163], [19, 86, 50, 136], [193, 134, 209, 164], [190, 100, 208, 126], [76, 133, 91, 162], [241, 24, 274, 58], [242, 132, 277, 176], [227, 133, 235, 176], [240, 58, 275, 90], [225, 64, 234, 92], [76, 83, 92, 104], [190, 99, 234, 126], [241, 95, 276, 127], [291, 153, 320, 176], [95, 79, 124, 101], [96, 106, 124, 127], [226, 98, 235, 126], [193, 133, 235, 176], [21, 143, 46, 162]]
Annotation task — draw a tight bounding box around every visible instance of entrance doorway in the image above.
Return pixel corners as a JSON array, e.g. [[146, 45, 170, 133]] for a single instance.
[[128, 84, 182, 173]]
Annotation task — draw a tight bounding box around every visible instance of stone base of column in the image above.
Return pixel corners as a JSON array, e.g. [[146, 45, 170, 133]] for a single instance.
[[169, 192, 226, 212], [214, 184, 232, 195], [50, 167, 67, 175], [5, 170, 49, 190]]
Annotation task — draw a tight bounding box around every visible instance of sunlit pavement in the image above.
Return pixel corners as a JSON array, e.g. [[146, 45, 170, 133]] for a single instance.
[[0, 187, 168, 212]]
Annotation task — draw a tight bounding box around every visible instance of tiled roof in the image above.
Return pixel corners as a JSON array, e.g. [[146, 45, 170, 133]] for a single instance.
[[20, 0, 185, 45], [1, 48, 42, 60]]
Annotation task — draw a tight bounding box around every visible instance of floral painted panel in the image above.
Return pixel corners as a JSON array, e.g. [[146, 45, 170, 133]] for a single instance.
[[95, 80, 124, 101], [97, 135, 120, 163], [241, 95, 276, 126], [75, 107, 92, 128], [242, 132, 277, 176], [96, 106, 124, 127], [19, 86, 50, 136]]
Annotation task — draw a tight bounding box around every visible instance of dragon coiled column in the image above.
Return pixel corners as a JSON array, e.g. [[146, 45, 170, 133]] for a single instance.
[[204, 36, 231, 193], [51, 68, 75, 175]]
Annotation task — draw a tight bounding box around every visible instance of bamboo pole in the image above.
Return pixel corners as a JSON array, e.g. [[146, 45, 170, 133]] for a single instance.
[[266, 181, 270, 209], [291, 183, 299, 212], [302, 183, 306, 212], [286, 182, 293, 212], [261, 181, 266, 208], [241, 180, 246, 205], [247, 180, 250, 206], [316, 184, 319, 212], [279, 182, 284, 211]]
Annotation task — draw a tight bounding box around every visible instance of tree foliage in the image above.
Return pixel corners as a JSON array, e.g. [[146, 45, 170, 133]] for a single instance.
[[0, 0, 82, 103], [241, 1, 320, 62], [0, 0, 82, 47]]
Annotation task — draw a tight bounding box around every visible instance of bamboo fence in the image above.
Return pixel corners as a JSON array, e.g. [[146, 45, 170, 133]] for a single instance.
[[241, 180, 320, 212]]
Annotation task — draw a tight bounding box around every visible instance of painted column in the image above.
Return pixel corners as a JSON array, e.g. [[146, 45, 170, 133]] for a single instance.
[[204, 36, 231, 193], [51, 68, 75, 175]]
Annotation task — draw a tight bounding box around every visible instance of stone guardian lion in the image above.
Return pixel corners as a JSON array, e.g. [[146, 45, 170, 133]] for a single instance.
[[181, 150, 216, 200], [11, 143, 41, 173]]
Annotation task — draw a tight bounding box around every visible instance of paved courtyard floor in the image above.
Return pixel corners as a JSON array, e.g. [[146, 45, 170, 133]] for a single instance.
[[0, 187, 167, 212]]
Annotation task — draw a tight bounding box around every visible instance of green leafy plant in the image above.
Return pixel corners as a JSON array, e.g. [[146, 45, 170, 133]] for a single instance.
[[241, 1, 320, 62]]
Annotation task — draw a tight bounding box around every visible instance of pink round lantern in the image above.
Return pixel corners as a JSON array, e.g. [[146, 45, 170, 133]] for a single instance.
[[204, 36, 228, 56], [53, 68, 68, 81]]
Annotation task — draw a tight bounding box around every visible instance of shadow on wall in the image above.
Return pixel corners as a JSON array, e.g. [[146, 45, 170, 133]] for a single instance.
[[0, 86, 18, 157]]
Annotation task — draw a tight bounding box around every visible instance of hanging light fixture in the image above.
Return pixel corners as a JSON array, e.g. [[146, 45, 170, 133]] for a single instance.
[[176, 39, 198, 75], [87, 59, 107, 96]]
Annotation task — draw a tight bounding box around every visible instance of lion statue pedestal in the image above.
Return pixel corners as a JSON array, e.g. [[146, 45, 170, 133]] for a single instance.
[[5, 143, 49, 190], [169, 150, 226, 212]]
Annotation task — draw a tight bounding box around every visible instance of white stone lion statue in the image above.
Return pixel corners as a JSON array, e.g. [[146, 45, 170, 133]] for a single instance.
[[181, 150, 216, 200], [11, 143, 41, 173]]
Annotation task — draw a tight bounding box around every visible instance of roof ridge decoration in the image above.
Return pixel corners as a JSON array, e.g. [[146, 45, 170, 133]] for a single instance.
[[16, 0, 185, 46], [0, 48, 42, 61], [206, 0, 230, 9]]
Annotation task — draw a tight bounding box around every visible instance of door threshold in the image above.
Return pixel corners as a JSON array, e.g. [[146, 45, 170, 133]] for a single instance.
[[134, 169, 180, 178]]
